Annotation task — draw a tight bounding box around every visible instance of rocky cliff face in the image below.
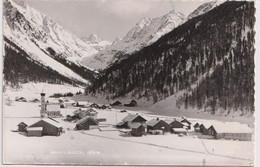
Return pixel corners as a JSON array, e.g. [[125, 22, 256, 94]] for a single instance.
[[87, 1, 255, 115]]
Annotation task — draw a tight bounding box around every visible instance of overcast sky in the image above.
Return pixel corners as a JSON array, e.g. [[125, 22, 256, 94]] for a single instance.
[[18, 0, 206, 41]]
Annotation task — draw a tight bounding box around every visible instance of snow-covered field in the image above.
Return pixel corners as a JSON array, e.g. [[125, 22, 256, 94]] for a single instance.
[[3, 101, 254, 165]]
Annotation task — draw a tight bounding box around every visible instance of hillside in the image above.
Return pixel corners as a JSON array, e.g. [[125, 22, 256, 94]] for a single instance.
[[86, 1, 255, 115], [3, 0, 99, 88]]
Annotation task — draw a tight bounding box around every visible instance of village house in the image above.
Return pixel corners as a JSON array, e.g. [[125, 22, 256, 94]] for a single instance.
[[199, 123, 212, 135], [193, 123, 200, 132], [131, 123, 145, 137], [74, 108, 98, 119], [117, 114, 147, 129], [166, 119, 185, 129], [124, 100, 138, 107], [46, 104, 62, 117], [27, 118, 63, 136], [180, 118, 192, 129], [17, 122, 28, 132], [208, 122, 252, 141], [146, 118, 171, 134], [75, 117, 99, 130], [26, 127, 43, 137]]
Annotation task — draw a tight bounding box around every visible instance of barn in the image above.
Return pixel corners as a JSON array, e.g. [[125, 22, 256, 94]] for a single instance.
[[208, 122, 252, 141], [121, 114, 147, 128], [17, 122, 28, 132], [76, 117, 99, 130], [146, 118, 171, 133], [46, 104, 61, 117], [28, 118, 63, 136], [131, 123, 145, 137], [27, 127, 43, 137]]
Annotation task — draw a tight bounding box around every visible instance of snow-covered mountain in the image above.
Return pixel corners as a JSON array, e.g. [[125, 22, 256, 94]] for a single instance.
[[81, 11, 185, 70], [81, 33, 112, 52], [186, 0, 223, 21], [81, 33, 102, 44], [3, 0, 99, 86]]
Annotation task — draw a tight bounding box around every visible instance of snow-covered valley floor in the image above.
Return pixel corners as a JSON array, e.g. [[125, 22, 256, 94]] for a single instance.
[[3, 101, 254, 165]]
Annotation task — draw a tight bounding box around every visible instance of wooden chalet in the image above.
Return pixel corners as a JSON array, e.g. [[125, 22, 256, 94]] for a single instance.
[[17, 122, 28, 132], [121, 114, 147, 128], [28, 118, 63, 136], [131, 123, 145, 137], [199, 123, 212, 135], [193, 123, 200, 132], [76, 117, 99, 130], [146, 118, 171, 133], [180, 118, 192, 129], [124, 100, 137, 107]]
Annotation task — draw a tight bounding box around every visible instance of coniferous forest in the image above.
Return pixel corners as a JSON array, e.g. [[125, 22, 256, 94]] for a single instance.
[[86, 1, 255, 115]]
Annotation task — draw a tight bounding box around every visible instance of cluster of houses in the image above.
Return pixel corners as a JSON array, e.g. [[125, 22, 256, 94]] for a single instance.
[[115, 114, 252, 141], [110, 100, 138, 107], [116, 114, 191, 137], [17, 118, 63, 137]]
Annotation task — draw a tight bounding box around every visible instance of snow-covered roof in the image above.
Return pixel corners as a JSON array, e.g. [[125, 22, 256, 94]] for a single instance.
[[47, 98, 60, 103], [42, 118, 62, 128], [26, 127, 43, 131], [46, 104, 60, 112], [211, 122, 252, 134], [76, 116, 98, 125], [122, 114, 145, 122], [200, 122, 212, 129], [77, 101, 89, 105], [131, 123, 143, 129], [172, 128, 187, 132], [146, 119, 162, 127]]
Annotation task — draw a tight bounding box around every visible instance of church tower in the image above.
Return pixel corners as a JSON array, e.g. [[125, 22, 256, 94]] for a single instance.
[[40, 93, 46, 117]]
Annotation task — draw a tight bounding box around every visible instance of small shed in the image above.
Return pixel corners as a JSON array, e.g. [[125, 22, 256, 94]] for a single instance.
[[124, 100, 137, 107], [27, 127, 43, 137], [28, 118, 62, 136], [146, 118, 171, 133], [131, 123, 145, 137], [111, 101, 122, 106], [76, 101, 89, 107], [17, 122, 28, 132], [76, 117, 99, 130]]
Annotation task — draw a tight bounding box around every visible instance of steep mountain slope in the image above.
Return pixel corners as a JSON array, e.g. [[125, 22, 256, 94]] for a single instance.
[[81, 11, 185, 70], [86, 1, 255, 115], [3, 0, 99, 87]]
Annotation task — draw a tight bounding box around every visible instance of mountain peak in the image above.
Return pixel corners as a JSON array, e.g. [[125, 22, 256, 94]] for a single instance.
[[186, 0, 220, 21], [136, 16, 151, 28], [82, 33, 102, 44]]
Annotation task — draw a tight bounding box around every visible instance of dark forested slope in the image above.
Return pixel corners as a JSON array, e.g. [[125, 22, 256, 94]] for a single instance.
[[86, 1, 255, 115]]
